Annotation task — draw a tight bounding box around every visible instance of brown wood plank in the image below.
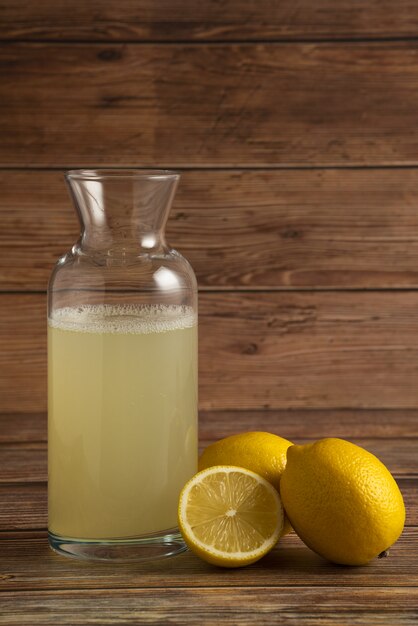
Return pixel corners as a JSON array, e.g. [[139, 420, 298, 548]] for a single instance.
[[5, 292, 418, 412], [2, 409, 418, 445], [0, 444, 46, 483], [1, 1, 418, 42], [200, 291, 418, 410], [0, 477, 415, 531], [1, 438, 416, 484], [3, 43, 418, 167], [0, 414, 46, 443], [4, 169, 418, 291], [0, 294, 46, 413], [199, 409, 418, 439], [0, 588, 416, 625], [0, 527, 417, 592], [0, 483, 47, 530]]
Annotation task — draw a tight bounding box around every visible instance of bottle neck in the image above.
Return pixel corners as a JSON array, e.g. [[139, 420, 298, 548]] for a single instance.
[[78, 222, 167, 255], [66, 170, 179, 255]]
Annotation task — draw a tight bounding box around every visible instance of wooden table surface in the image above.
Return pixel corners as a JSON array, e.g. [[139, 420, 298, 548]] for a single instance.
[[1, 410, 417, 625]]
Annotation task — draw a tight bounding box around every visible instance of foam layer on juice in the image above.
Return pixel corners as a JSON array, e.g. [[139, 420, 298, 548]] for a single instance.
[[49, 303, 196, 335]]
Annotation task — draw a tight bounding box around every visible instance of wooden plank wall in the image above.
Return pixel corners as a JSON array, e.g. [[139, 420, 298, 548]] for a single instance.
[[1, 1, 418, 415]]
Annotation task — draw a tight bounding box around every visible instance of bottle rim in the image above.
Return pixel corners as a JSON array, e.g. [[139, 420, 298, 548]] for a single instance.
[[65, 169, 180, 181]]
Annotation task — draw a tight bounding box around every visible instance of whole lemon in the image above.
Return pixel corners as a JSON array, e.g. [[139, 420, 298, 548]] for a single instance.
[[199, 431, 293, 535], [280, 438, 405, 565]]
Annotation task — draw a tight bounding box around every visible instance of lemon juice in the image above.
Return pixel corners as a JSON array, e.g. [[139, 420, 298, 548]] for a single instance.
[[48, 303, 198, 541]]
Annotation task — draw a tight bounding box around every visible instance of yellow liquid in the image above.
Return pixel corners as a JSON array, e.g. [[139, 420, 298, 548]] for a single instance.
[[48, 304, 198, 540]]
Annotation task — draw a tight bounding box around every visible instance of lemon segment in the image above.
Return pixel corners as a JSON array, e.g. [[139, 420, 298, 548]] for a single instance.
[[198, 431, 293, 535], [178, 466, 284, 567]]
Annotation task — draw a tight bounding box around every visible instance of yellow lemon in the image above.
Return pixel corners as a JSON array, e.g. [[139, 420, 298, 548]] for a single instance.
[[178, 466, 283, 567], [199, 431, 293, 535], [280, 438, 405, 565]]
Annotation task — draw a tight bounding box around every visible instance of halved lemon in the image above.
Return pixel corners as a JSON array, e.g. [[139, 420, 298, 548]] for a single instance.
[[178, 465, 283, 567]]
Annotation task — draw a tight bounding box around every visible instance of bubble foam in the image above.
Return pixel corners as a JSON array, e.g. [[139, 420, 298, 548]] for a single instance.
[[48, 304, 197, 335]]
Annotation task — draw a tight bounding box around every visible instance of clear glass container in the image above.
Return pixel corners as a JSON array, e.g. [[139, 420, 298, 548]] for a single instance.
[[48, 170, 198, 561]]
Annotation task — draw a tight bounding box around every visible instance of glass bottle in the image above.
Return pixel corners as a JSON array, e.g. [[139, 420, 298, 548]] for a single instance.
[[48, 170, 198, 561]]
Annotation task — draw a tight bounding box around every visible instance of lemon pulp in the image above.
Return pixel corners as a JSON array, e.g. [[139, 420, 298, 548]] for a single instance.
[[178, 465, 283, 567]]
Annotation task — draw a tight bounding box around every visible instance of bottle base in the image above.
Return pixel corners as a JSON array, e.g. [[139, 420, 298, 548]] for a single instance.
[[48, 528, 187, 562]]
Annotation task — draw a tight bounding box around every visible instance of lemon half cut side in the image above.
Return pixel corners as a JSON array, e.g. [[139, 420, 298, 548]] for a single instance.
[[178, 465, 284, 567]]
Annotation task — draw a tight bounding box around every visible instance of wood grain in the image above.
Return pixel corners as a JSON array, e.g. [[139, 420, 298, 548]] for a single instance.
[[1, 1, 418, 42], [1, 438, 416, 484], [0, 477, 415, 531], [2, 409, 418, 444], [3, 43, 418, 167], [4, 169, 418, 291], [199, 291, 418, 410], [0, 294, 46, 413], [0, 483, 47, 530], [199, 409, 418, 439], [0, 587, 416, 625], [0, 414, 46, 443], [5, 291, 418, 412], [0, 528, 417, 592], [0, 444, 46, 483]]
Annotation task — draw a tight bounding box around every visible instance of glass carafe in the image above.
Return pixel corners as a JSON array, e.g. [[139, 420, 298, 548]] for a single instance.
[[48, 170, 198, 561]]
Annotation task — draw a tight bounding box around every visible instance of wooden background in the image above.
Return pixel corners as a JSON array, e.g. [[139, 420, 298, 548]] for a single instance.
[[1, 2, 418, 623], [2, 2, 418, 413]]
